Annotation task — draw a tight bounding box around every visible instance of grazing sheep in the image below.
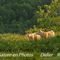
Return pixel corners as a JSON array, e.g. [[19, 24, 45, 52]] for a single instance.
[[26, 32, 36, 41], [36, 30, 44, 37], [34, 34, 41, 41], [47, 30, 55, 38], [38, 30, 55, 39], [26, 32, 41, 41]]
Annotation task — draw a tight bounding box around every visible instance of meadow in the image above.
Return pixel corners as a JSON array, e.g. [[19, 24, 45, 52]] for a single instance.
[[0, 56, 60, 60], [0, 32, 60, 60], [0, 32, 60, 53]]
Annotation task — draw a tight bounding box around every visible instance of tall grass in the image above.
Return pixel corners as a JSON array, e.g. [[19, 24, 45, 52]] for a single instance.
[[0, 33, 60, 53], [0, 33, 27, 41]]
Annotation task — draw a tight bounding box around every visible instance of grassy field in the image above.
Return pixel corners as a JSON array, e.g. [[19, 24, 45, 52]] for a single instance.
[[0, 32, 60, 60], [0, 33, 60, 52], [0, 57, 60, 60]]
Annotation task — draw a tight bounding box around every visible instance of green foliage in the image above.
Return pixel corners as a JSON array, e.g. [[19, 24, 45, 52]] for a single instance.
[[34, 0, 60, 31], [0, 57, 60, 60], [0, 0, 35, 34], [33, 52, 40, 60], [0, 33, 60, 53], [0, 0, 60, 33]]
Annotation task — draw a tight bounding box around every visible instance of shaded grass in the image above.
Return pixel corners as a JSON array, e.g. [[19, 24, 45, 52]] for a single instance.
[[0, 57, 60, 60]]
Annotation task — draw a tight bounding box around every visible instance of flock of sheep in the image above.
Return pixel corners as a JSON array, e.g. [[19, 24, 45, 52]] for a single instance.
[[26, 30, 55, 41]]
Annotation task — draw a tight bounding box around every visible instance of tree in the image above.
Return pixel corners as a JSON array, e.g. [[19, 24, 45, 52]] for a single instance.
[[34, 0, 60, 29]]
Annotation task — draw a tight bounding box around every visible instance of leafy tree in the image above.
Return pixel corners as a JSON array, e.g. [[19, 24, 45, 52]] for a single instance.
[[34, 0, 60, 29]]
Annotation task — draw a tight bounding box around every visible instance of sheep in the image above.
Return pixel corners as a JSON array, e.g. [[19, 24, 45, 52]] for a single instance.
[[26, 32, 41, 41], [34, 34, 41, 41], [38, 30, 55, 39]]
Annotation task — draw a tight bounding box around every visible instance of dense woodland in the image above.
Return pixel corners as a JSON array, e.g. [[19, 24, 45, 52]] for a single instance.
[[0, 0, 60, 34]]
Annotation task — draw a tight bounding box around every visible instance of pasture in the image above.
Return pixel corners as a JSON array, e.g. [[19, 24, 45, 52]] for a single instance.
[[0, 56, 60, 60], [0, 32, 60, 53], [0, 32, 60, 60]]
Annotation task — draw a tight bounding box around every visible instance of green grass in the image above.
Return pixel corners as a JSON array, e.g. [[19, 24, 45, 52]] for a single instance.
[[0, 33, 60, 60], [0, 57, 60, 60], [0, 33, 60, 53]]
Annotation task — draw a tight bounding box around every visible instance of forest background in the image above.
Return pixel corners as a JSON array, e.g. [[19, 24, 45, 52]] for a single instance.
[[0, 0, 60, 34]]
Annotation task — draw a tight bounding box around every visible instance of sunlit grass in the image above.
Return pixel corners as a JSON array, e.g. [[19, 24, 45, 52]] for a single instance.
[[0, 32, 60, 41], [0, 33, 27, 41]]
